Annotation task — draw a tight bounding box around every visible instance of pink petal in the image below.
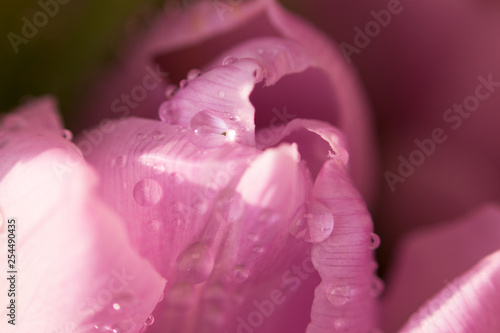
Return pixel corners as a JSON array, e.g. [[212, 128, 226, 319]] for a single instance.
[[399, 249, 500, 333], [307, 158, 380, 332], [82, 0, 376, 202], [382, 204, 500, 332], [82, 116, 325, 331], [0, 98, 166, 333]]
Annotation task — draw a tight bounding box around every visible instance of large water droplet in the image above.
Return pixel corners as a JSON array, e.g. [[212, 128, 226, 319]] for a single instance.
[[61, 129, 73, 140], [327, 281, 351, 306], [187, 69, 201, 80], [159, 101, 178, 124], [222, 56, 238, 65], [136, 132, 146, 141], [289, 201, 334, 243], [232, 265, 249, 283], [370, 232, 381, 250], [190, 110, 228, 136], [165, 84, 178, 98], [177, 242, 215, 284], [133, 179, 163, 207]]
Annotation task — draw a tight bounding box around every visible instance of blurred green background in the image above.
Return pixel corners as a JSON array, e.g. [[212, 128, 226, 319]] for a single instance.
[[0, 0, 296, 129], [0, 0, 173, 127]]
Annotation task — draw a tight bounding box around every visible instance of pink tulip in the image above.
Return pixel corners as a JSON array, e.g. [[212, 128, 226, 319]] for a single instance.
[[1, 0, 499, 332]]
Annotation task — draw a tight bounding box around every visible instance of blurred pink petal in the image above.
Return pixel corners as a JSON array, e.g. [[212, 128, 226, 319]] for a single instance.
[[399, 249, 500, 333], [382, 204, 500, 332], [0, 98, 166, 333]]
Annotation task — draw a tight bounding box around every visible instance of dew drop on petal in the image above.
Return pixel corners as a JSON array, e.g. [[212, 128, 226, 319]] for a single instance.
[[177, 242, 215, 284], [190, 110, 228, 136], [370, 277, 385, 298], [145, 315, 154, 326], [136, 132, 146, 141], [152, 130, 164, 141], [159, 101, 178, 124], [179, 79, 188, 89], [61, 129, 73, 140], [112, 303, 121, 311], [289, 201, 334, 243], [222, 56, 238, 65], [369, 232, 381, 250], [327, 281, 351, 306], [165, 84, 178, 98], [232, 265, 249, 283], [152, 164, 165, 175], [187, 69, 201, 80], [333, 318, 349, 332], [218, 90, 225, 98], [114, 155, 127, 167], [170, 172, 185, 185], [146, 219, 161, 232], [133, 179, 163, 207]]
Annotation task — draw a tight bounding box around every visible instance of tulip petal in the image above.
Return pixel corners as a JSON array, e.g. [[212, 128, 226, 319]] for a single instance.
[[83, 0, 376, 201], [382, 204, 500, 332], [306, 158, 380, 333], [399, 249, 500, 333], [82, 116, 325, 331], [0, 98, 166, 333]]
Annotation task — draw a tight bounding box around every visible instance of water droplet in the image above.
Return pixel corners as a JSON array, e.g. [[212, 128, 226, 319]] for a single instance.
[[232, 265, 249, 283], [114, 155, 127, 167], [228, 115, 240, 121], [187, 69, 201, 80], [152, 164, 165, 175], [252, 245, 264, 255], [133, 179, 163, 207], [370, 277, 384, 297], [289, 201, 334, 243], [165, 84, 179, 98], [177, 242, 215, 284], [170, 172, 185, 185], [159, 101, 178, 124], [327, 281, 351, 306], [62, 129, 73, 140], [152, 131, 164, 141], [112, 303, 120, 311], [258, 209, 280, 225], [228, 195, 245, 222], [167, 282, 195, 309], [146, 219, 161, 232], [190, 110, 228, 136], [333, 318, 348, 332], [218, 90, 225, 98], [136, 132, 146, 140], [225, 129, 236, 140], [370, 232, 381, 250], [222, 56, 238, 65], [145, 315, 154, 326], [179, 79, 189, 89]]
